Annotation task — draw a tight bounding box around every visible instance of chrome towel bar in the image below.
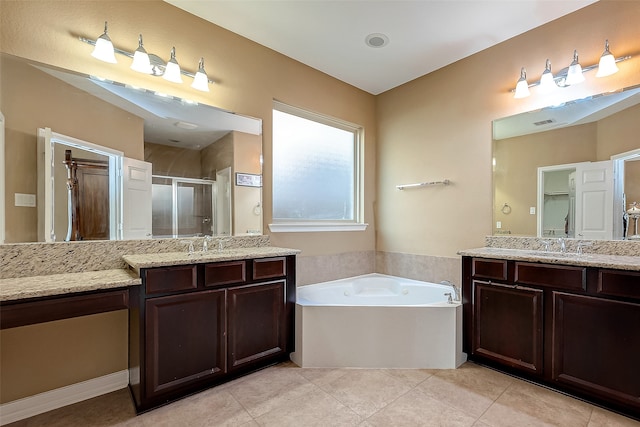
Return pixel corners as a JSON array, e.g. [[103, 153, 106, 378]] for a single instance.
[[396, 179, 450, 190]]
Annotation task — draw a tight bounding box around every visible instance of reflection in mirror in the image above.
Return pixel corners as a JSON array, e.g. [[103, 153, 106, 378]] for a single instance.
[[493, 85, 640, 240], [1, 53, 263, 243]]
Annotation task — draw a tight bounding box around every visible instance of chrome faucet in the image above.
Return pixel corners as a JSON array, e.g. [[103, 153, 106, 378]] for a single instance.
[[541, 240, 550, 252], [577, 241, 593, 255], [441, 280, 460, 302], [202, 235, 213, 252], [558, 238, 566, 253]]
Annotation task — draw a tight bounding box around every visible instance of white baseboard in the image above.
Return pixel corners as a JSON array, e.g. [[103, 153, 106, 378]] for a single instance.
[[0, 370, 129, 425]]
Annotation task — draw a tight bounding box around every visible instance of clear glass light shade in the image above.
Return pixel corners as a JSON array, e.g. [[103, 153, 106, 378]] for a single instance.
[[514, 68, 530, 99], [91, 22, 117, 64], [538, 60, 556, 93], [191, 58, 210, 92], [130, 35, 153, 74], [596, 40, 619, 77], [565, 50, 585, 85], [163, 47, 183, 83]]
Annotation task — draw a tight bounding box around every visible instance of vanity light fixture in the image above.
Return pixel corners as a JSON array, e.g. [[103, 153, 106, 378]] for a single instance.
[[565, 50, 585, 85], [163, 47, 183, 83], [81, 22, 214, 92], [130, 34, 153, 74], [538, 59, 556, 93], [514, 68, 530, 99], [596, 39, 619, 77], [512, 39, 630, 99], [91, 22, 117, 64], [191, 58, 210, 92]]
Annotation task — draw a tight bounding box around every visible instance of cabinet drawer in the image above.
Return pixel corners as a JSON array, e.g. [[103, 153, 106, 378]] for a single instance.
[[204, 261, 246, 287], [472, 258, 507, 281], [597, 270, 640, 300], [515, 262, 585, 291], [145, 265, 197, 295], [253, 257, 287, 280]]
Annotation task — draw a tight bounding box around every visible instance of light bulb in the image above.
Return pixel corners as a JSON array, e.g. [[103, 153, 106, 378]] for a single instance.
[[130, 34, 153, 74], [514, 68, 530, 99], [191, 57, 210, 92], [91, 21, 117, 64], [163, 47, 183, 83], [565, 50, 585, 85], [596, 40, 619, 77]]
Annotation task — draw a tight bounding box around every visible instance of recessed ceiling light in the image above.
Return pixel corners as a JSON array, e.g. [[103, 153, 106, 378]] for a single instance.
[[365, 33, 389, 48]]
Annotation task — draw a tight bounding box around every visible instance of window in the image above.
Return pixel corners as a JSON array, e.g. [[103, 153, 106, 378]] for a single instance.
[[270, 101, 366, 232]]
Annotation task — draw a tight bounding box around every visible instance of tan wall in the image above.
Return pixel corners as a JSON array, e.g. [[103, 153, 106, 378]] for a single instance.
[[144, 142, 203, 178], [233, 131, 263, 235], [493, 124, 598, 236], [376, 0, 640, 257]]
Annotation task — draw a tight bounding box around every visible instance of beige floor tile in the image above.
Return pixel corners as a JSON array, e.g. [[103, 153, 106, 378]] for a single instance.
[[382, 369, 436, 387], [588, 407, 640, 427], [365, 388, 477, 427], [225, 366, 318, 418], [480, 381, 593, 427], [131, 388, 253, 426], [418, 363, 513, 418], [254, 387, 361, 426], [315, 369, 412, 418], [297, 367, 353, 387]]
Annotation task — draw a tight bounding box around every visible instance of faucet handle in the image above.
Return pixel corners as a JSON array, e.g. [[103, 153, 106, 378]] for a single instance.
[[540, 240, 550, 252], [444, 292, 453, 304], [577, 241, 593, 255]]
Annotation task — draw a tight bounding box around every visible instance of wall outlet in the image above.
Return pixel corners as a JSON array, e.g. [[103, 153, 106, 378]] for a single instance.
[[496, 221, 502, 229], [530, 207, 536, 215], [15, 193, 36, 207]]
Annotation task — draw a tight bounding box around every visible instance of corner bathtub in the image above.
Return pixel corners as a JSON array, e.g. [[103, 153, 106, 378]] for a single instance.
[[290, 274, 466, 369]]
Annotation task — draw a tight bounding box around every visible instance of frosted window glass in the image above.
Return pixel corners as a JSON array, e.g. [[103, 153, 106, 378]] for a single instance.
[[273, 109, 355, 220]]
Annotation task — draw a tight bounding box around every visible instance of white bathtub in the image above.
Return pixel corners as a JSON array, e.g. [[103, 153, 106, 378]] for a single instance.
[[291, 274, 466, 369]]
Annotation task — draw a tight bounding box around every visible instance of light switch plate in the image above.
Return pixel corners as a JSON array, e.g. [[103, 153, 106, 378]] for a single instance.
[[530, 207, 536, 215], [496, 221, 502, 229], [15, 193, 36, 207]]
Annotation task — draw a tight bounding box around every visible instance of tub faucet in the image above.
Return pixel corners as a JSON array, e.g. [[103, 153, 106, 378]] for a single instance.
[[441, 280, 460, 302]]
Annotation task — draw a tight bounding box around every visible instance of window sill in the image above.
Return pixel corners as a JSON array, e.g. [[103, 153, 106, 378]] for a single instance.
[[268, 223, 369, 233]]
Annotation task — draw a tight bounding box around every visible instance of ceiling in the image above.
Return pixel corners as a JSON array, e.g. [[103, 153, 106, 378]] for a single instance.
[[165, 0, 598, 95]]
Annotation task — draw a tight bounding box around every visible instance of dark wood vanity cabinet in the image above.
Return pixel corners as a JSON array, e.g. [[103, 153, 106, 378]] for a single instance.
[[129, 255, 296, 413], [463, 257, 640, 420]]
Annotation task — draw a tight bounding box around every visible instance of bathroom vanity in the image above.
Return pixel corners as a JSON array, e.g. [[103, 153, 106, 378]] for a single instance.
[[460, 246, 640, 420], [0, 238, 299, 418], [124, 248, 297, 413]]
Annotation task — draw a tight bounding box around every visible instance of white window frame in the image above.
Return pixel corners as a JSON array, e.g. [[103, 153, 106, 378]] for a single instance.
[[269, 101, 367, 232]]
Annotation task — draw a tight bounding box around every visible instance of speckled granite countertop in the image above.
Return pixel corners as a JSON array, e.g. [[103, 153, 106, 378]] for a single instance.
[[123, 246, 301, 273], [0, 269, 141, 302], [458, 247, 640, 271]]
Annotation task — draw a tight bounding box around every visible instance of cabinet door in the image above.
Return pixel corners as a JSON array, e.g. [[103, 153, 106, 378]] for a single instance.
[[552, 292, 640, 410], [473, 280, 544, 375], [227, 281, 286, 372], [145, 289, 226, 398]]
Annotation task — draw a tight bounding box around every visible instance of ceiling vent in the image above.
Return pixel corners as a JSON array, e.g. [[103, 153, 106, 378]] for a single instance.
[[534, 119, 556, 126]]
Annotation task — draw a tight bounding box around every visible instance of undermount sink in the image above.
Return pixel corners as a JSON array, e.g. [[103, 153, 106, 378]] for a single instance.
[[518, 250, 589, 259]]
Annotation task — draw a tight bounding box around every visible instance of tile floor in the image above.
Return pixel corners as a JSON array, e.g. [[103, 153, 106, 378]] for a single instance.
[[6, 361, 640, 426]]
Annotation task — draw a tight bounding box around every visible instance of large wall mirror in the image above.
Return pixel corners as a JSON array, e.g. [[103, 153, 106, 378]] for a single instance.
[[1, 53, 263, 243], [493, 85, 640, 240]]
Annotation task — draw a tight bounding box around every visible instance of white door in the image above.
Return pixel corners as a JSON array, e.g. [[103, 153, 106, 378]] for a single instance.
[[575, 160, 614, 240], [122, 157, 152, 239]]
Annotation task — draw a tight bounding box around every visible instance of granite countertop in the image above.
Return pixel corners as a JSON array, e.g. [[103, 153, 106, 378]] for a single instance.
[[0, 269, 141, 302], [123, 246, 301, 273], [458, 247, 640, 271]]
